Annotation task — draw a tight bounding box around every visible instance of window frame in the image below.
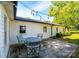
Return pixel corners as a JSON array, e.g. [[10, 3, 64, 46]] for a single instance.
[[19, 25, 26, 33], [43, 26, 47, 32]]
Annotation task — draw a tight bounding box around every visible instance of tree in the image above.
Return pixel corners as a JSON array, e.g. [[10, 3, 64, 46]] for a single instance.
[[48, 1, 79, 30]]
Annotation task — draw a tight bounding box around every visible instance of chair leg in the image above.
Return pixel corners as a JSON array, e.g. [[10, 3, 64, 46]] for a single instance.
[[38, 45, 41, 56], [18, 46, 21, 56], [27, 49, 28, 58]]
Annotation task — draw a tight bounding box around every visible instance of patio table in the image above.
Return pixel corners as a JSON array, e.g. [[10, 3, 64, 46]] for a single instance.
[[24, 37, 42, 58], [25, 37, 41, 42]]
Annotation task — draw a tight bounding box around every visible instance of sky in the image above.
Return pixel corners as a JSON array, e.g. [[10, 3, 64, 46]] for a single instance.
[[16, 1, 54, 22]]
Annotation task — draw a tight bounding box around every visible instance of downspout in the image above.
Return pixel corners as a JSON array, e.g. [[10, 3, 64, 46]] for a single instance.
[[13, 1, 18, 20], [51, 25, 52, 36]]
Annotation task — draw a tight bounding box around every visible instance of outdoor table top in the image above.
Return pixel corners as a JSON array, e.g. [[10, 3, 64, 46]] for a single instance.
[[25, 37, 42, 43]]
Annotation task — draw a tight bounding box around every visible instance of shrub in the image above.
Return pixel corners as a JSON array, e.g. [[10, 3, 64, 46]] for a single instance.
[[56, 33, 62, 38]]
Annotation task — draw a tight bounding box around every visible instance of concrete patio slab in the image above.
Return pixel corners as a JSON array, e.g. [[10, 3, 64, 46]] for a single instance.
[[40, 39, 78, 58], [8, 38, 78, 58]]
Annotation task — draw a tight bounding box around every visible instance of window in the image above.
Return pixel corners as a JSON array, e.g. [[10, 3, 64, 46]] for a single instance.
[[19, 25, 26, 33], [43, 26, 47, 32]]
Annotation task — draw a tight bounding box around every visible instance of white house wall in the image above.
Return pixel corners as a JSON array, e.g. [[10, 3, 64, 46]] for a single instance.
[[58, 27, 64, 33], [52, 26, 64, 36], [10, 20, 51, 44], [0, 4, 10, 58]]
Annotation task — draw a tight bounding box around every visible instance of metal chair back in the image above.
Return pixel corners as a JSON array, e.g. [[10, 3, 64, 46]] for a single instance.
[[16, 35, 25, 44], [37, 33, 43, 40]]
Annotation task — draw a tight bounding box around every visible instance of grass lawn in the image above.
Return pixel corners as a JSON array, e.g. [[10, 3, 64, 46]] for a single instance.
[[63, 33, 79, 45], [62, 32, 79, 58]]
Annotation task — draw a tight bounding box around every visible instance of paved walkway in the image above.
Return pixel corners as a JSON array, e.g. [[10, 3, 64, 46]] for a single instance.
[[8, 38, 78, 58]]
